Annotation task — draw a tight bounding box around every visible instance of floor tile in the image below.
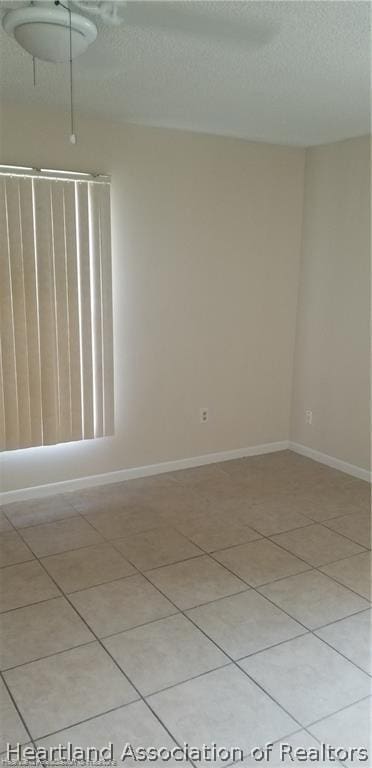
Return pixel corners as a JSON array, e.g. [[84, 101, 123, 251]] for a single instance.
[[315, 610, 371, 674], [69, 574, 176, 636], [0, 531, 34, 567], [271, 524, 364, 567], [244, 731, 340, 767], [290, 485, 370, 522], [174, 518, 261, 553], [193, 477, 251, 506], [214, 539, 309, 587], [115, 526, 202, 570], [0, 513, 13, 533], [242, 497, 311, 536], [0, 597, 94, 670], [324, 510, 371, 548], [0, 678, 29, 752], [147, 555, 247, 610], [240, 634, 370, 725], [104, 613, 228, 695], [37, 701, 182, 767], [173, 464, 229, 486], [147, 487, 208, 521], [83, 506, 164, 538], [148, 665, 297, 767], [309, 699, 372, 767], [2, 496, 77, 529], [187, 590, 306, 659], [320, 552, 371, 600], [65, 485, 143, 515], [21, 517, 103, 557], [4, 643, 138, 738], [0, 561, 60, 613], [41, 543, 136, 593], [259, 569, 369, 629]]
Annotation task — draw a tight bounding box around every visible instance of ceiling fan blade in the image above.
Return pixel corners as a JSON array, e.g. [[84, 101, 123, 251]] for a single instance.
[[120, 2, 278, 49], [72, 0, 127, 25]]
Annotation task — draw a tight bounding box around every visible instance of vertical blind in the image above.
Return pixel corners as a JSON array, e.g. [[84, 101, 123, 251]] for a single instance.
[[0, 172, 114, 451]]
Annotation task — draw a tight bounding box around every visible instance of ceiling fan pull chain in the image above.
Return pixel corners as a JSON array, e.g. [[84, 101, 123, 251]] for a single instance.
[[55, 0, 76, 144]]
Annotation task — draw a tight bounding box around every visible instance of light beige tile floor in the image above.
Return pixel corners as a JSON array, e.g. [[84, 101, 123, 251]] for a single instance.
[[0, 678, 29, 752], [0, 596, 93, 670], [0, 512, 12, 533], [104, 613, 228, 694], [258, 569, 370, 629], [239, 634, 370, 725], [0, 453, 370, 764], [173, 517, 261, 553], [214, 538, 309, 586], [315, 609, 372, 674], [320, 551, 371, 600], [0, 531, 34, 568], [309, 699, 372, 767], [38, 701, 182, 767], [2, 495, 78, 529], [147, 555, 247, 609], [323, 509, 371, 547], [186, 590, 305, 658], [148, 665, 298, 767], [271, 523, 364, 566], [0, 560, 60, 613], [20, 516, 103, 557], [114, 526, 203, 570], [69, 574, 176, 636], [41, 542, 136, 592]]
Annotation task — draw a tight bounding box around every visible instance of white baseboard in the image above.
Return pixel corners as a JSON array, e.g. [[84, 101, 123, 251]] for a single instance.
[[1, 440, 290, 503], [3, 439, 368, 504], [289, 441, 371, 483]]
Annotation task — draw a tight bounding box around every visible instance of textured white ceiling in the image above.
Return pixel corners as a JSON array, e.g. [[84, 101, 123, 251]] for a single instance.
[[0, 1, 370, 146]]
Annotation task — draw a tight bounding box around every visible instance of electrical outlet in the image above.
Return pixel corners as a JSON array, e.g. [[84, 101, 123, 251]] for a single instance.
[[305, 409, 313, 425], [200, 408, 208, 423]]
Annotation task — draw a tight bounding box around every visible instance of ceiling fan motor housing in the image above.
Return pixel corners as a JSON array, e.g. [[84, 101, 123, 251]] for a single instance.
[[2, 3, 97, 62]]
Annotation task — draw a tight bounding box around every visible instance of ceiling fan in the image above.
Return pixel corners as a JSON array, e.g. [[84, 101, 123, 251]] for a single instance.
[[1, 0, 278, 63], [1, 1, 278, 142]]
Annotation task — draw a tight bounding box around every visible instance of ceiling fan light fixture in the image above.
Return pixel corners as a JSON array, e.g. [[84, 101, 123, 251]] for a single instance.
[[2, 4, 97, 63]]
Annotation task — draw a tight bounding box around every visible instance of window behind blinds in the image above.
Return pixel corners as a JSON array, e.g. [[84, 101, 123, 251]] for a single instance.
[[0, 172, 114, 451]]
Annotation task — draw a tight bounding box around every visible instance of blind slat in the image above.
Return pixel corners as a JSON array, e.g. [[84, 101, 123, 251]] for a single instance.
[[19, 178, 43, 447], [89, 184, 104, 437], [99, 184, 114, 437], [0, 177, 19, 448], [33, 179, 58, 445], [64, 183, 82, 440], [0, 338, 5, 452], [76, 183, 94, 439], [51, 182, 72, 442], [5, 177, 32, 447]]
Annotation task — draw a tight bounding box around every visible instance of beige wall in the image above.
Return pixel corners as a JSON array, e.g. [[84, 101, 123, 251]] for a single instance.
[[0, 103, 305, 491], [291, 137, 370, 471]]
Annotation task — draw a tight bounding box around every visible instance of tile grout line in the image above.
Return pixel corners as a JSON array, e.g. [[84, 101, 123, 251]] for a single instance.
[[3, 520, 370, 670], [207, 519, 371, 603], [5, 509, 371, 677], [2, 466, 370, 752], [204, 546, 372, 679], [305, 693, 372, 729], [10, 527, 197, 765], [10, 522, 310, 746], [0, 670, 36, 750]]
